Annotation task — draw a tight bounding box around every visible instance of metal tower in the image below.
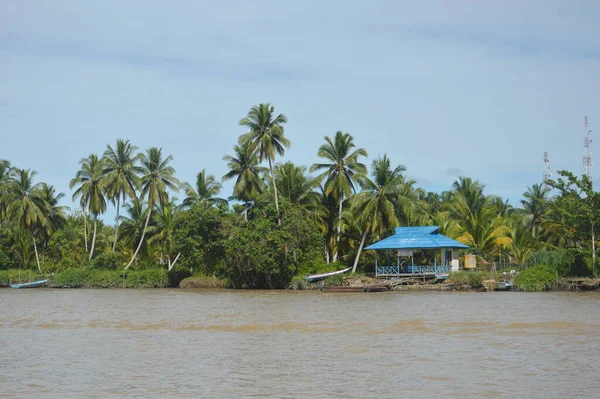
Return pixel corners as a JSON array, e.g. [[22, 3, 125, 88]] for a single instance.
[[583, 116, 592, 181], [543, 151, 552, 183]]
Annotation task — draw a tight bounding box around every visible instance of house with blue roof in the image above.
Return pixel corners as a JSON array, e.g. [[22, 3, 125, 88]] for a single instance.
[[364, 226, 469, 277]]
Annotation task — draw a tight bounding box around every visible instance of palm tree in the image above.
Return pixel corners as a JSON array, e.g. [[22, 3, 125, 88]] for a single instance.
[[38, 183, 68, 240], [102, 139, 142, 252], [311, 131, 367, 262], [70, 154, 107, 260], [351, 155, 404, 272], [451, 177, 512, 261], [274, 161, 320, 210], [148, 200, 180, 270], [5, 169, 48, 272], [125, 147, 179, 269], [181, 169, 227, 208], [118, 198, 149, 260], [239, 103, 290, 223], [222, 140, 264, 220], [521, 183, 551, 235]]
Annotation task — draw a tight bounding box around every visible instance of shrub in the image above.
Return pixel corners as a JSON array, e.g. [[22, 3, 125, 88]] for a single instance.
[[0, 249, 12, 270], [92, 252, 123, 270], [0, 270, 8, 287], [528, 251, 569, 275], [125, 269, 168, 288], [50, 268, 92, 288], [167, 265, 192, 287], [514, 265, 557, 291], [322, 274, 344, 287], [288, 276, 309, 290], [179, 276, 225, 289], [467, 271, 483, 288], [85, 270, 123, 288]]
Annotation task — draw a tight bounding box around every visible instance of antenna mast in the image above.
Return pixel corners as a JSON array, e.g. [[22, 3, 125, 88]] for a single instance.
[[583, 116, 592, 182], [543, 151, 552, 184]]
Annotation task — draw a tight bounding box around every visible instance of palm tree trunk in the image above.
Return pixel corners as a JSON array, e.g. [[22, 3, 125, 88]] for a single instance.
[[333, 197, 343, 262], [125, 199, 152, 269], [244, 201, 248, 221], [268, 158, 281, 225], [89, 216, 98, 260], [32, 234, 41, 273], [352, 231, 368, 273], [168, 252, 181, 271], [83, 208, 88, 252], [112, 196, 120, 252]]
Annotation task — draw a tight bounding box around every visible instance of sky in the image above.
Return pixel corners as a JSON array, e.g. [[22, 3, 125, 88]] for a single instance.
[[1, 0, 600, 219]]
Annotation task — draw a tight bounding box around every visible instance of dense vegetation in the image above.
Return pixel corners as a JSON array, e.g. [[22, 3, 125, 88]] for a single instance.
[[1, 103, 598, 288]]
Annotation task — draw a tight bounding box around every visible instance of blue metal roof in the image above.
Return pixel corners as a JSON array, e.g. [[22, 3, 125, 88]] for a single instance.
[[364, 226, 469, 250]]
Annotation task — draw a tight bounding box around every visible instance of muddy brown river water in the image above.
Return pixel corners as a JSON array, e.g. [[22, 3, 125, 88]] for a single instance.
[[1, 289, 599, 398]]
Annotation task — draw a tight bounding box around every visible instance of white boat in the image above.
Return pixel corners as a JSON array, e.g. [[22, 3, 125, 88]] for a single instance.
[[305, 267, 352, 283]]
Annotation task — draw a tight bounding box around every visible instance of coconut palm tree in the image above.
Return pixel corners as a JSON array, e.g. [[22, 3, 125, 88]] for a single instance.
[[102, 139, 142, 252], [351, 155, 404, 272], [451, 177, 512, 260], [148, 200, 180, 270], [5, 169, 49, 272], [118, 198, 149, 260], [181, 169, 227, 209], [273, 161, 320, 210], [311, 131, 367, 262], [70, 154, 107, 260], [521, 183, 551, 235], [38, 183, 68, 241], [125, 147, 179, 269], [239, 103, 290, 223], [222, 140, 264, 220]]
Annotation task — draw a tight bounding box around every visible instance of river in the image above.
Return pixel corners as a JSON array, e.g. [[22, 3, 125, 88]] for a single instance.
[[1, 289, 599, 398]]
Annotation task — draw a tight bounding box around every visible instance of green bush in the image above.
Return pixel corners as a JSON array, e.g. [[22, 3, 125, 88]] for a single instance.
[[514, 265, 557, 291], [322, 274, 345, 287], [0, 249, 12, 270], [0, 270, 8, 287], [467, 271, 483, 288], [528, 250, 569, 275], [167, 265, 192, 287], [288, 276, 309, 290], [92, 252, 123, 270], [124, 269, 168, 288], [179, 275, 225, 288], [85, 270, 123, 288], [49, 268, 92, 288]]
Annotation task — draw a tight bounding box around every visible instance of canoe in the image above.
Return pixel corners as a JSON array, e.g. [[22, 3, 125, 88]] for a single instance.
[[320, 285, 390, 293], [305, 267, 352, 283], [10, 279, 48, 289]]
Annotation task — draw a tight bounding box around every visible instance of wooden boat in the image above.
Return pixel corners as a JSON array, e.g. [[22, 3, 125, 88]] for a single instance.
[[305, 267, 352, 283], [10, 279, 48, 289], [320, 284, 390, 293]]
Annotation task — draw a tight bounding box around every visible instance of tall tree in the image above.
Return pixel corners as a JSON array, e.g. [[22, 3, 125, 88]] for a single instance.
[[222, 140, 264, 220], [311, 131, 367, 262], [351, 155, 404, 272], [0, 160, 12, 224], [274, 161, 320, 210], [38, 183, 68, 240], [103, 139, 142, 252], [125, 147, 179, 269], [239, 103, 290, 223], [521, 183, 551, 236], [5, 169, 48, 272], [70, 154, 107, 260], [148, 200, 180, 270], [181, 169, 226, 208]]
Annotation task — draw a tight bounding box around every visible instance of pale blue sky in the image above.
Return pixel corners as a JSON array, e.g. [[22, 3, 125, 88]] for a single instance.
[[1, 0, 599, 216]]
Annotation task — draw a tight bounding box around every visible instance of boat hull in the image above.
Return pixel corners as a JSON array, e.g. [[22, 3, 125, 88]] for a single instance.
[[10, 279, 48, 289], [305, 267, 352, 283]]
